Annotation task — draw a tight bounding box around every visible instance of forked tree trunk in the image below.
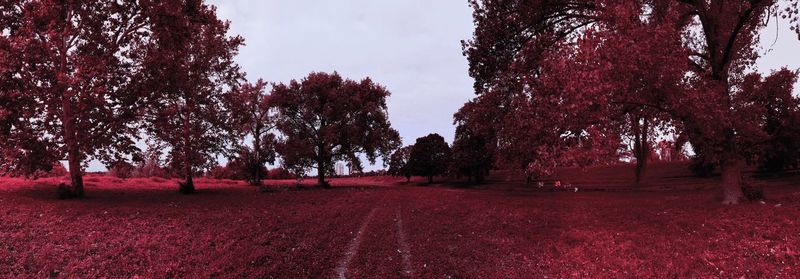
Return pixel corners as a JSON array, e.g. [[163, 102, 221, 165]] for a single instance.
[[58, 33, 84, 199], [721, 156, 745, 204]]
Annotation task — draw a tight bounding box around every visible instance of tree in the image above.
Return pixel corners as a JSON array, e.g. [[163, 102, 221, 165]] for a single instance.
[[665, 0, 800, 203], [141, 0, 244, 194], [271, 72, 401, 187], [451, 124, 492, 183], [228, 79, 277, 186], [1, 0, 150, 197], [462, 0, 800, 204], [388, 145, 413, 182], [408, 133, 452, 184], [739, 69, 800, 172]]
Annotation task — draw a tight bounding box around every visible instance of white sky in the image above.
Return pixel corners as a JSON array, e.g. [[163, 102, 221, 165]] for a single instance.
[[83, 1, 800, 172]]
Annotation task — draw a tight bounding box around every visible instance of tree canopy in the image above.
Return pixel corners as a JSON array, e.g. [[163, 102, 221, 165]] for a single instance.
[[271, 72, 401, 187]]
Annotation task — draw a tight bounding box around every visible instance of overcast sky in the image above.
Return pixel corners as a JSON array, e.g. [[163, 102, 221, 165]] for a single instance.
[[86, 1, 800, 171], [208, 0, 477, 147]]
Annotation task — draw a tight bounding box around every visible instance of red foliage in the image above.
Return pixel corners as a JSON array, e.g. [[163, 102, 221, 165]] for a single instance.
[[227, 79, 278, 184], [408, 133, 452, 184], [461, 0, 800, 203], [0, 1, 150, 197], [387, 146, 413, 182], [266, 167, 296, 180], [271, 72, 401, 187], [140, 0, 244, 193]]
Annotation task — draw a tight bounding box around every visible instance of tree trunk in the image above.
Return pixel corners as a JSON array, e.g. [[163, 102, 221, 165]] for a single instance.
[[317, 155, 329, 188], [428, 175, 433, 184], [180, 173, 195, 194], [62, 141, 84, 199], [253, 124, 262, 185], [180, 115, 196, 194], [721, 156, 745, 204], [632, 116, 649, 184], [61, 98, 83, 198], [58, 31, 83, 199], [639, 118, 649, 183]]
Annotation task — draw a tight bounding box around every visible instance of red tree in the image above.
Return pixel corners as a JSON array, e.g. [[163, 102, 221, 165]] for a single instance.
[[463, 0, 800, 203], [388, 145, 413, 182], [1, 0, 150, 197], [271, 72, 401, 187], [669, 0, 800, 203], [408, 133, 452, 184], [227, 79, 277, 187], [141, 0, 244, 194], [451, 124, 492, 183]]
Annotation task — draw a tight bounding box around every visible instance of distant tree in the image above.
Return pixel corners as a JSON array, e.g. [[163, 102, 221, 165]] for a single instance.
[[141, 0, 244, 194], [388, 146, 413, 182], [409, 133, 452, 184], [228, 79, 277, 187], [131, 140, 168, 178], [453, 98, 499, 183], [266, 167, 296, 180], [451, 125, 492, 183], [271, 72, 401, 187], [0, 1, 150, 197], [225, 146, 272, 183]]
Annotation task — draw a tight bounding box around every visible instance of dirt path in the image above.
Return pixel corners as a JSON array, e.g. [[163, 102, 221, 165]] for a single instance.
[[334, 191, 416, 278]]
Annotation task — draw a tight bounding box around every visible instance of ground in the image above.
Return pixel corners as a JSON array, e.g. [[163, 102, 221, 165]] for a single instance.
[[1, 163, 800, 278]]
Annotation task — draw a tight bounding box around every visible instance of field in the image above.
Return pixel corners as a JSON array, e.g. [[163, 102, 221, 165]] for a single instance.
[[2, 163, 800, 278]]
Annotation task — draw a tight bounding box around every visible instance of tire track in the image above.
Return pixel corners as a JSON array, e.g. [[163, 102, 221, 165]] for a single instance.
[[395, 207, 414, 277], [334, 206, 377, 279]]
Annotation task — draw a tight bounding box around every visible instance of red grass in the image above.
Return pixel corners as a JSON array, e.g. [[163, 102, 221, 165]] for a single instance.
[[1, 164, 799, 277]]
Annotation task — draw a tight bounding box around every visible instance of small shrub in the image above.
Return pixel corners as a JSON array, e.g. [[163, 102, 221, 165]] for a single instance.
[[266, 167, 295, 180], [32, 163, 68, 178], [208, 165, 241, 180], [108, 161, 135, 178]]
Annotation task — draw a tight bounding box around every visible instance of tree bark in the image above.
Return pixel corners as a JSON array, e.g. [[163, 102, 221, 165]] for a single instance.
[[720, 155, 745, 204], [180, 115, 196, 194], [317, 154, 329, 188], [58, 28, 83, 198], [632, 115, 646, 184], [639, 118, 649, 183]]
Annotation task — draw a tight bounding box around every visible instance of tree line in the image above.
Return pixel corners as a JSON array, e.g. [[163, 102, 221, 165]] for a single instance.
[[0, 0, 400, 197], [458, 0, 800, 204]]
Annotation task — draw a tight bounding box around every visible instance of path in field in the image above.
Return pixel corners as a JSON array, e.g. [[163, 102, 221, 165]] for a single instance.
[[334, 207, 378, 279], [333, 189, 418, 278]]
